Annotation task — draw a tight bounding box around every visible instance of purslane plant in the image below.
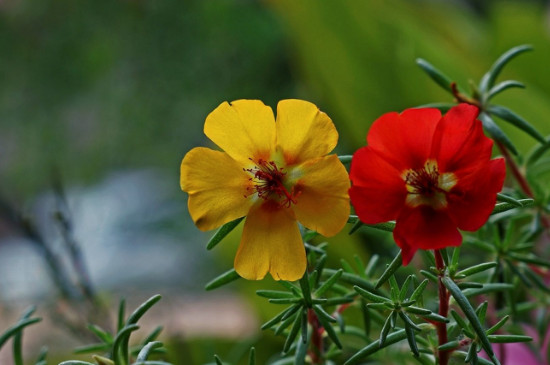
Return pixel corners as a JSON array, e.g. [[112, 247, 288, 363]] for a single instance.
[[1, 45, 548, 365], [0, 296, 171, 365], [179, 44, 548, 365]]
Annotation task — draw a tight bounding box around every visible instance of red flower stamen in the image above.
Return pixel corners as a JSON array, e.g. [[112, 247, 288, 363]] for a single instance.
[[244, 158, 298, 208]]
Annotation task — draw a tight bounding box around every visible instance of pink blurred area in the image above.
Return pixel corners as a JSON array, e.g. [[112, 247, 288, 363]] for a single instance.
[[482, 325, 550, 365]]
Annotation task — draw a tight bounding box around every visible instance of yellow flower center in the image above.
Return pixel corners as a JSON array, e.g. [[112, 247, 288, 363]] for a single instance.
[[402, 160, 457, 210], [244, 158, 299, 208]]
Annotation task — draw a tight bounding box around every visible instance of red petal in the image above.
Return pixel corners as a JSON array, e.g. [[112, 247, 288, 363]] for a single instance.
[[447, 158, 506, 231], [394, 206, 462, 265], [399, 242, 418, 267], [349, 146, 407, 223], [367, 108, 441, 170], [430, 104, 491, 173]]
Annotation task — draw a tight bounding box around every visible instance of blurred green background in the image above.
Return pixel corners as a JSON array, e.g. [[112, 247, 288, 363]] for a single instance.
[[1, 0, 549, 364]]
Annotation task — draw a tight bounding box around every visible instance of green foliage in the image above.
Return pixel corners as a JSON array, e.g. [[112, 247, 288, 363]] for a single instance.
[[0, 307, 43, 364], [207, 218, 245, 250], [61, 295, 171, 365], [205, 269, 241, 291], [416, 43, 547, 156], [203, 202, 538, 364]]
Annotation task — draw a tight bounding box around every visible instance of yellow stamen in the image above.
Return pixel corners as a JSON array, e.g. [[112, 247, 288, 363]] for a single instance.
[[402, 160, 457, 209]]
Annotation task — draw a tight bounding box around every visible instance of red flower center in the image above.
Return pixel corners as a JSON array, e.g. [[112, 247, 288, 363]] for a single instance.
[[403, 160, 457, 210], [404, 160, 440, 196], [244, 158, 298, 208]]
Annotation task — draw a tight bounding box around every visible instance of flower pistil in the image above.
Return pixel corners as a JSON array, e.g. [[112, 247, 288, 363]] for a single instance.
[[244, 158, 299, 208]]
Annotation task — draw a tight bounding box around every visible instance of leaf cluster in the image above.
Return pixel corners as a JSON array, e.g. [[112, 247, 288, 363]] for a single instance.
[[205, 207, 537, 364], [0, 306, 44, 365], [417, 45, 547, 156], [58, 295, 172, 365]]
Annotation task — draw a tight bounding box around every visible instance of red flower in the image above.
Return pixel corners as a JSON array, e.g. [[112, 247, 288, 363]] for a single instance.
[[349, 104, 506, 265]]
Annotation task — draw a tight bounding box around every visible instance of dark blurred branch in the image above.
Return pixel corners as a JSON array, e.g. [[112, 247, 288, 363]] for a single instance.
[[0, 194, 79, 300], [52, 175, 96, 302], [0, 189, 108, 340]]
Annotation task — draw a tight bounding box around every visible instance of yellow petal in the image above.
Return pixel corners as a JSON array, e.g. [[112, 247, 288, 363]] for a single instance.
[[234, 201, 306, 281], [276, 99, 338, 165], [204, 100, 276, 163], [181, 147, 253, 231], [291, 155, 350, 237]]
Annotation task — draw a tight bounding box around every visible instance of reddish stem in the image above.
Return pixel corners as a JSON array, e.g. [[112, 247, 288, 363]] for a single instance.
[[434, 250, 450, 365], [308, 309, 324, 364], [494, 140, 550, 229], [495, 140, 535, 198], [337, 303, 351, 314], [451, 82, 482, 108]]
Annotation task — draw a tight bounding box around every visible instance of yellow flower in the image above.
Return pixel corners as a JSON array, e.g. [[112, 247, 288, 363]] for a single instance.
[[180, 99, 350, 281]]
